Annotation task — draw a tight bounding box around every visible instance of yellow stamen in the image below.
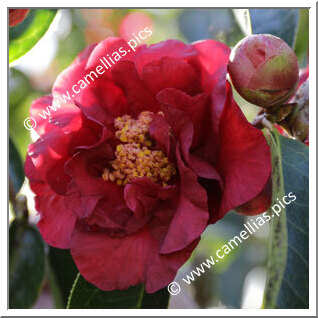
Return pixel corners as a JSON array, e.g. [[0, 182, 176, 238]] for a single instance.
[[102, 111, 176, 186]]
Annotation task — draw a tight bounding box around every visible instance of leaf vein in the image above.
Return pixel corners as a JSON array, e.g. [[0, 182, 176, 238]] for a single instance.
[[288, 245, 309, 267], [281, 278, 307, 305], [287, 219, 308, 236]]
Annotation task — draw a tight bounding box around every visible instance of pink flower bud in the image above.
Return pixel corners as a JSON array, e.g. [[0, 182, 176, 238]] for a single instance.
[[228, 34, 299, 108]]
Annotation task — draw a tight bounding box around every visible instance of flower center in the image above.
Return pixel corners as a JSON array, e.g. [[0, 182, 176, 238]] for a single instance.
[[102, 111, 176, 186]]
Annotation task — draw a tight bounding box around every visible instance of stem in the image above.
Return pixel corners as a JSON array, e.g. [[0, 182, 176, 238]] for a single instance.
[[261, 117, 275, 131], [13, 195, 29, 223], [9, 177, 17, 207]]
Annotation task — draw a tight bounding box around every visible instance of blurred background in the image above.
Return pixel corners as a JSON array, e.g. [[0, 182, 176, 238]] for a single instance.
[[9, 8, 309, 309]]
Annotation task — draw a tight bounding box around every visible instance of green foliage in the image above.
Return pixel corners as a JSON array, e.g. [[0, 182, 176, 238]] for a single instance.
[[9, 68, 32, 108], [249, 9, 300, 48], [48, 247, 78, 308], [9, 68, 37, 160], [294, 9, 309, 67], [9, 221, 45, 308], [67, 274, 170, 309], [264, 130, 309, 308], [277, 136, 309, 308], [9, 91, 41, 159], [56, 19, 86, 70], [141, 287, 170, 308], [9, 138, 24, 196], [178, 9, 248, 47], [263, 130, 288, 308], [9, 9, 57, 64]]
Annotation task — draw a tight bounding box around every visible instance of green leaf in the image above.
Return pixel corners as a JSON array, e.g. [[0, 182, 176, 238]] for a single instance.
[[141, 287, 170, 309], [48, 247, 78, 308], [178, 9, 248, 47], [9, 9, 57, 64], [67, 274, 144, 309], [9, 221, 45, 308], [9, 137, 24, 196], [277, 136, 309, 308], [264, 130, 308, 308], [9, 68, 32, 108], [67, 274, 170, 309], [263, 130, 288, 308], [250, 9, 300, 48], [294, 9, 309, 67]]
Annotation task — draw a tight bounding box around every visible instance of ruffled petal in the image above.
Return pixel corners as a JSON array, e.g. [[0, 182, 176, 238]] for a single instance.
[[70, 225, 199, 293], [191, 39, 230, 92], [29, 95, 56, 136], [111, 60, 158, 115], [212, 82, 272, 222], [25, 156, 77, 248], [142, 57, 201, 96], [160, 147, 209, 254], [133, 39, 197, 74], [85, 37, 133, 70]]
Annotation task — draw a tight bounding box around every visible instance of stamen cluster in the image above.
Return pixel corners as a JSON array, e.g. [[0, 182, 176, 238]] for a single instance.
[[102, 111, 176, 186]]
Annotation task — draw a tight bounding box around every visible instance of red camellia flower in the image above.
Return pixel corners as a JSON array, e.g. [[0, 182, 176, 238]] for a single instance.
[[25, 38, 271, 293], [9, 9, 30, 27]]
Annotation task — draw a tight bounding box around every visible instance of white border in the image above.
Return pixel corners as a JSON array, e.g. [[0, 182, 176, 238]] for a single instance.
[[3, 1, 317, 316]]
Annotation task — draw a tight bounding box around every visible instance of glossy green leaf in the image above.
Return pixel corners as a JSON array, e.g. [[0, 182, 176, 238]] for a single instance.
[[48, 247, 78, 308], [264, 130, 309, 308], [9, 9, 57, 64], [9, 138, 24, 196], [9, 221, 45, 308], [141, 287, 170, 309], [277, 136, 309, 308], [250, 9, 300, 48], [67, 274, 170, 309]]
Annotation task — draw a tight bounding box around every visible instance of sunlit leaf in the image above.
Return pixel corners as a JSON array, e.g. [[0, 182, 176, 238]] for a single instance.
[[9, 92, 41, 159], [9, 9, 57, 64]]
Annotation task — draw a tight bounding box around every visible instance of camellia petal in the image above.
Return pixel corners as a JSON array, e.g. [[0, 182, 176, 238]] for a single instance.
[[70, 225, 199, 293], [212, 83, 272, 222], [25, 156, 77, 248]]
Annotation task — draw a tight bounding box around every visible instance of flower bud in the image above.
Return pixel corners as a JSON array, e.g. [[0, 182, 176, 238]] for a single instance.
[[288, 79, 309, 142], [9, 9, 30, 27], [228, 34, 299, 108]]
